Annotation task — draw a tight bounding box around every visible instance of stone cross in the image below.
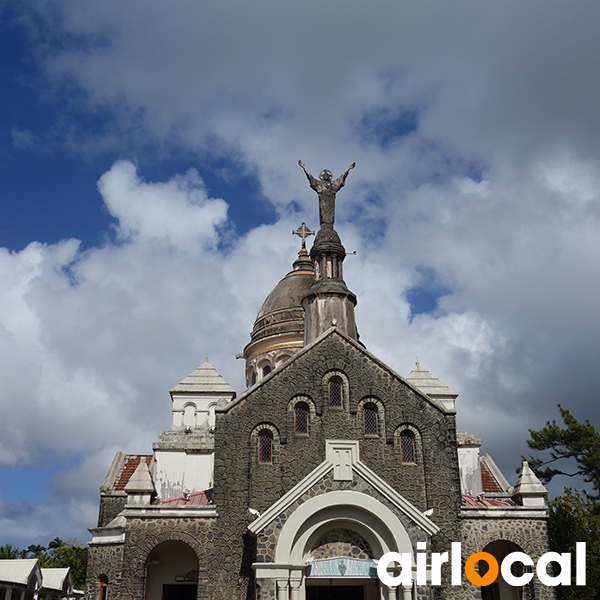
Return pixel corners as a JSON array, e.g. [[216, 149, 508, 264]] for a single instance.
[[292, 222, 315, 250]]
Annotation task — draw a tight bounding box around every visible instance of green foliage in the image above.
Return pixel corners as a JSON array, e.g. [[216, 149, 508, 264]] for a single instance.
[[548, 490, 600, 600], [0, 539, 88, 590], [528, 406, 600, 599], [48, 544, 88, 589], [527, 404, 600, 498], [0, 544, 21, 559]]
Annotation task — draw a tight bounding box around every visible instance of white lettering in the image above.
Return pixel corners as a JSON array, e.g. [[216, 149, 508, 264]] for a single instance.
[[537, 552, 571, 586], [500, 552, 533, 587], [377, 552, 413, 587]]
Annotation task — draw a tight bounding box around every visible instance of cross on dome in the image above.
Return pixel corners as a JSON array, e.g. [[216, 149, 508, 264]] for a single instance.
[[292, 222, 315, 250]]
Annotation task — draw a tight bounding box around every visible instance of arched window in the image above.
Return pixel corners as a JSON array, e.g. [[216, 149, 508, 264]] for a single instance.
[[251, 371, 257, 386], [258, 430, 273, 463], [262, 365, 272, 378], [295, 402, 309, 435], [400, 431, 415, 463], [364, 403, 378, 436], [329, 377, 343, 408]]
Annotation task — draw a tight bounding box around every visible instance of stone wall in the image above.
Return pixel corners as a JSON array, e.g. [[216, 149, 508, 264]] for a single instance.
[[85, 542, 124, 600], [460, 516, 555, 600], [212, 331, 463, 600], [97, 493, 127, 527]]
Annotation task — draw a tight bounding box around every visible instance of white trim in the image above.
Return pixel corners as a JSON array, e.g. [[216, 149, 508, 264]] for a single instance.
[[275, 491, 414, 563], [249, 440, 439, 536]]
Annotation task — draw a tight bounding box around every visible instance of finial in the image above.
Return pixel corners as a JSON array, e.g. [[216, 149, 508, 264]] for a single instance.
[[292, 222, 315, 251], [416, 356, 419, 365], [205, 355, 209, 363]]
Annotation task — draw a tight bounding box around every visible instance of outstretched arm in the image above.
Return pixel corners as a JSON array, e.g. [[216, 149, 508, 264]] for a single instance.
[[299, 159, 319, 189], [334, 162, 356, 189]]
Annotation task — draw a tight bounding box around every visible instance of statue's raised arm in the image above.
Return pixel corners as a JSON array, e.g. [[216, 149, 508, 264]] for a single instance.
[[298, 159, 319, 191], [332, 162, 356, 191]]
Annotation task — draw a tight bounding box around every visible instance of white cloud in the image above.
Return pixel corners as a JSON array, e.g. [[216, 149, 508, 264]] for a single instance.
[[3, 0, 600, 544]]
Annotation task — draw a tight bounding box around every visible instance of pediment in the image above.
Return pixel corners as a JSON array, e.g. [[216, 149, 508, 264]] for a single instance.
[[248, 440, 439, 536]]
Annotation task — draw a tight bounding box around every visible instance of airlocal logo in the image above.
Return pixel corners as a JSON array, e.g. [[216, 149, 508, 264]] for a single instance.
[[377, 542, 586, 587]]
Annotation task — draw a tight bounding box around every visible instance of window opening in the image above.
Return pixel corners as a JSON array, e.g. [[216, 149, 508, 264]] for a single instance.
[[329, 377, 343, 408], [364, 404, 378, 435], [400, 431, 415, 463], [262, 365, 272, 377], [295, 402, 309, 434], [258, 431, 273, 463]]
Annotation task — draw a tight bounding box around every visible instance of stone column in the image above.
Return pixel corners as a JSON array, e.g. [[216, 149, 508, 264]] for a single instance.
[[276, 579, 289, 600], [401, 584, 413, 600], [289, 578, 302, 600], [386, 585, 397, 600]]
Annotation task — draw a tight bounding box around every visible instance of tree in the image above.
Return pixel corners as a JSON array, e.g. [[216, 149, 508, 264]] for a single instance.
[[48, 537, 64, 550], [527, 404, 600, 498], [24, 544, 47, 559], [0, 544, 21, 559], [47, 543, 88, 590], [527, 407, 600, 599]]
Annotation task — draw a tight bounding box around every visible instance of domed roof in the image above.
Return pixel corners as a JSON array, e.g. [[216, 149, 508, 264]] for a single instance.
[[248, 251, 314, 347]]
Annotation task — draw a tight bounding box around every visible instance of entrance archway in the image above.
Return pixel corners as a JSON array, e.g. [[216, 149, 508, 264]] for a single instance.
[[254, 491, 416, 600], [480, 540, 525, 600], [145, 540, 198, 600]]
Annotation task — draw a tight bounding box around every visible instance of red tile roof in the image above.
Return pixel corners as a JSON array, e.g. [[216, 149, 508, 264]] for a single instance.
[[161, 491, 211, 506], [114, 455, 152, 491], [480, 461, 503, 493], [462, 494, 511, 507]]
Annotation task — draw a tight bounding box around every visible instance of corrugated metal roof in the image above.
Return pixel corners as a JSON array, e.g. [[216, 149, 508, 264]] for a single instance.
[[161, 490, 211, 506], [0, 559, 39, 585], [462, 494, 511, 507], [170, 359, 235, 394]]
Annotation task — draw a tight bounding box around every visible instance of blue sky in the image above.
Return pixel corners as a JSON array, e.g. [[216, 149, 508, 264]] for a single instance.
[[2, 0, 600, 547]]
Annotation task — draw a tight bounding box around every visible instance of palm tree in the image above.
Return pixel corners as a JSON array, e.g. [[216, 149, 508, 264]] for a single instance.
[[48, 537, 64, 550], [24, 544, 46, 558], [0, 544, 21, 559]]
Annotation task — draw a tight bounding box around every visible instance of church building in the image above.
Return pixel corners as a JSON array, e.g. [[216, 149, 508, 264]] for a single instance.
[[85, 164, 554, 600]]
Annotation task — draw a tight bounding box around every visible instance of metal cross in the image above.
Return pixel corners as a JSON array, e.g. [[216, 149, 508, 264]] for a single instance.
[[292, 222, 315, 250]]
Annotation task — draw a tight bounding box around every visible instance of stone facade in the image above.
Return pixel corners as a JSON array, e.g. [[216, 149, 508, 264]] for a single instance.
[[85, 213, 555, 600]]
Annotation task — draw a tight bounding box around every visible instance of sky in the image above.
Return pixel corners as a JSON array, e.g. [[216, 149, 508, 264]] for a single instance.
[[1, 0, 600, 548]]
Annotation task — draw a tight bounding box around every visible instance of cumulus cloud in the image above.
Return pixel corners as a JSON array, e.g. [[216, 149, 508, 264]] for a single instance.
[[3, 0, 600, 544]]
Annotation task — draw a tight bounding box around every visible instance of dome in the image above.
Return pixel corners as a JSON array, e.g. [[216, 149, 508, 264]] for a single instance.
[[242, 250, 314, 386]]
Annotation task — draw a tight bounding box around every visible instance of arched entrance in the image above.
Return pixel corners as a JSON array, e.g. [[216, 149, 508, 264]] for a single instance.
[[255, 491, 418, 600], [304, 527, 380, 600], [145, 540, 198, 600], [480, 540, 526, 600]]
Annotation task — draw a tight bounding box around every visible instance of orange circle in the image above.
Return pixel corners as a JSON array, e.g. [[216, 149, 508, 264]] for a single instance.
[[465, 552, 499, 586]]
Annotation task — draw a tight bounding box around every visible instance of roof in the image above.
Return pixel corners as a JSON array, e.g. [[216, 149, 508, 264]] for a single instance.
[[406, 361, 458, 398], [170, 359, 235, 394], [222, 327, 452, 416], [114, 455, 152, 491], [480, 461, 503, 494], [513, 461, 548, 497], [124, 459, 155, 493], [0, 559, 40, 586], [40, 568, 73, 594], [161, 490, 211, 506], [462, 494, 512, 507]]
